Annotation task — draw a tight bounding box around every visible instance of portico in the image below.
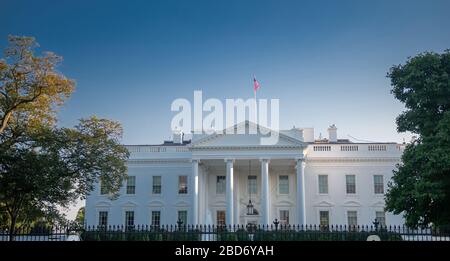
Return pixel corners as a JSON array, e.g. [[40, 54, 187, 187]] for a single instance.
[[191, 158, 305, 226], [189, 122, 306, 226]]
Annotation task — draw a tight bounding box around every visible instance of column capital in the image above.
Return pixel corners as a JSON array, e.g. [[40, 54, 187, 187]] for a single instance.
[[191, 159, 201, 163], [259, 158, 270, 163], [224, 158, 235, 163]]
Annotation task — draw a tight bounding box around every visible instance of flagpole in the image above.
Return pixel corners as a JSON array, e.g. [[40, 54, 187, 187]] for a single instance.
[[254, 89, 257, 125]]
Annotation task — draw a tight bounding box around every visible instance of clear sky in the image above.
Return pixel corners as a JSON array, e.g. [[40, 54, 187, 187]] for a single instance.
[[2, 0, 450, 218]]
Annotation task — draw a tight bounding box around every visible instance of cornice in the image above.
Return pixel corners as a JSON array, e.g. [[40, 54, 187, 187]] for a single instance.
[[306, 157, 401, 163], [127, 159, 191, 164], [190, 145, 303, 151]]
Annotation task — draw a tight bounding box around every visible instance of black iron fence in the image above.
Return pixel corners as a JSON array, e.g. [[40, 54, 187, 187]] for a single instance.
[[1, 224, 449, 241]]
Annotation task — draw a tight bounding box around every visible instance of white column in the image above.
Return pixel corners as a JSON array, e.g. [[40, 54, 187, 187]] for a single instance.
[[234, 170, 239, 225], [225, 159, 234, 225], [192, 159, 199, 225], [296, 158, 306, 225], [260, 159, 270, 225]]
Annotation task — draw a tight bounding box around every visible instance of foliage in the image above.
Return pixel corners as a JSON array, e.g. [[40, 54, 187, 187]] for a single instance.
[[75, 207, 85, 227], [385, 50, 450, 227], [0, 36, 129, 240], [0, 35, 74, 135]]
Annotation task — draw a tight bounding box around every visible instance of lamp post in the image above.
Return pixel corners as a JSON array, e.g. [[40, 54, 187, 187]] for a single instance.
[[246, 199, 254, 215], [273, 218, 280, 231], [373, 218, 380, 232]]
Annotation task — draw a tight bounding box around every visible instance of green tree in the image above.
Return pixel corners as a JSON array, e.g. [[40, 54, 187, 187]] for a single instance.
[[75, 207, 85, 227], [385, 50, 450, 228], [0, 36, 129, 240]]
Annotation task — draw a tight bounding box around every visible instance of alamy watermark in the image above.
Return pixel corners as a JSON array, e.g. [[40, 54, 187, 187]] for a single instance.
[[171, 91, 280, 145]]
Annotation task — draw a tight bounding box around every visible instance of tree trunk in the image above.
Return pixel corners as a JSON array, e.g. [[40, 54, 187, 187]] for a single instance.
[[9, 215, 17, 242]]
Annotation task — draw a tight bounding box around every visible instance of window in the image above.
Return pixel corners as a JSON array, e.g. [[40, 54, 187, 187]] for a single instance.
[[318, 175, 328, 194], [126, 176, 136, 194], [152, 176, 162, 194], [178, 176, 188, 194], [98, 211, 108, 227], [216, 210, 226, 226], [279, 175, 289, 194], [280, 210, 289, 225], [178, 210, 188, 225], [346, 175, 356, 194], [319, 211, 329, 228], [374, 175, 384, 194], [100, 179, 108, 195], [151, 211, 161, 227], [248, 175, 257, 195], [216, 176, 226, 194], [347, 211, 358, 228], [125, 211, 134, 229], [376, 211, 386, 227]]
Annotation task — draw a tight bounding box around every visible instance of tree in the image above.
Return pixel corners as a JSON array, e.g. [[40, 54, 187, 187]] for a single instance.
[[385, 50, 450, 228], [0, 36, 129, 240], [75, 207, 85, 227], [0, 117, 129, 240], [0, 35, 74, 135]]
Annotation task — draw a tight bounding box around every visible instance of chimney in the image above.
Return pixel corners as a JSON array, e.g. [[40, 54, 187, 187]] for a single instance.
[[302, 128, 315, 143], [328, 124, 337, 143], [173, 129, 184, 144]]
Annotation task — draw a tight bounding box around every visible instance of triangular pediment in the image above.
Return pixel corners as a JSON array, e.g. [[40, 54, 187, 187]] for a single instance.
[[190, 121, 305, 148]]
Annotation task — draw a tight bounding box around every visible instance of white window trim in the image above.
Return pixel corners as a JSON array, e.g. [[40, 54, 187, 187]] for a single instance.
[[149, 208, 163, 227], [151, 175, 163, 197], [176, 208, 189, 225], [316, 208, 332, 226], [215, 175, 226, 195], [345, 174, 358, 196], [95, 207, 110, 227], [276, 207, 291, 225], [125, 176, 136, 196], [177, 175, 190, 197], [374, 208, 388, 226], [247, 175, 258, 196], [122, 208, 136, 227], [215, 209, 227, 226], [345, 209, 359, 227], [277, 174, 290, 196], [373, 174, 385, 196], [317, 174, 329, 195]]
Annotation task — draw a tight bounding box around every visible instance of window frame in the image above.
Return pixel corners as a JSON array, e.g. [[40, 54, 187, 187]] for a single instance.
[[177, 210, 188, 225], [375, 211, 386, 227], [247, 175, 257, 195], [152, 176, 162, 195], [124, 210, 135, 229], [345, 175, 356, 194], [98, 211, 108, 227], [216, 175, 226, 195], [318, 174, 329, 194], [278, 175, 290, 195], [373, 175, 384, 194], [216, 210, 226, 226], [151, 210, 161, 227], [126, 176, 136, 195], [178, 175, 188, 195], [347, 210, 358, 228], [279, 210, 290, 225]]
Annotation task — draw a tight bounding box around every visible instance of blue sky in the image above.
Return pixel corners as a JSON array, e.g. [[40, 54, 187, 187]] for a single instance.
[[2, 0, 450, 145]]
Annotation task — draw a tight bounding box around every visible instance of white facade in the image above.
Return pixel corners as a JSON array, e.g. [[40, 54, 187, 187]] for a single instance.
[[85, 121, 405, 227]]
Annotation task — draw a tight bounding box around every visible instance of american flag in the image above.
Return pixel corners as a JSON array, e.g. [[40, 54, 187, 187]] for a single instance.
[[253, 76, 260, 92]]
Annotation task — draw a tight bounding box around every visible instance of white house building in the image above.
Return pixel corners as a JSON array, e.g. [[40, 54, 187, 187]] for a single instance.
[[85, 121, 405, 228]]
